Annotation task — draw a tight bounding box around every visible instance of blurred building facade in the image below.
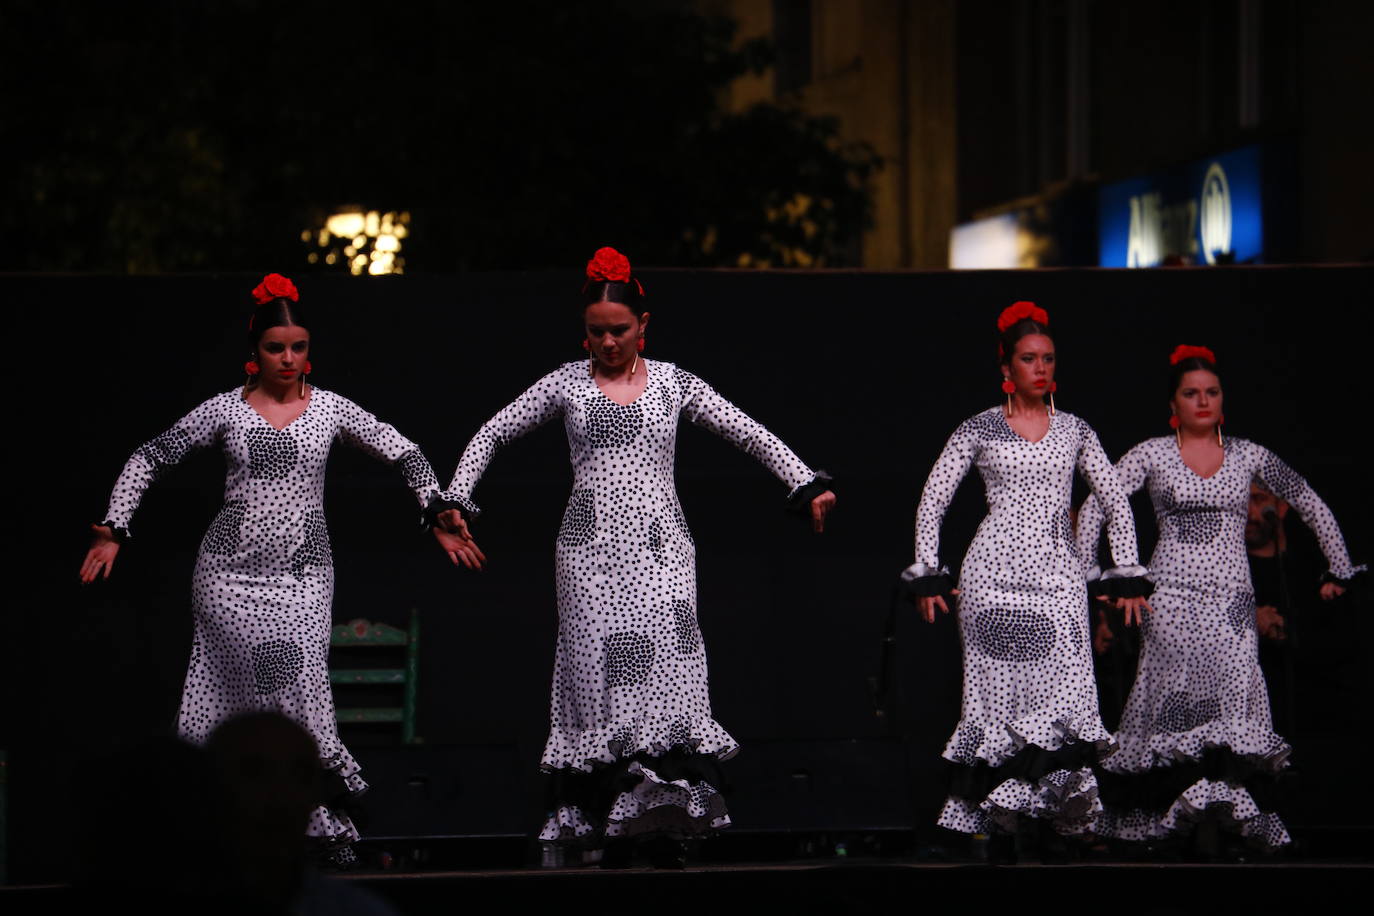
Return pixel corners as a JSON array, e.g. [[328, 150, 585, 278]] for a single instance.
[[708, 0, 1373, 268]]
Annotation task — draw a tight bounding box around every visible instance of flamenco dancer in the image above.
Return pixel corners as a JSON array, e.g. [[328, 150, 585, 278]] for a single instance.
[[80, 274, 482, 861], [1077, 345, 1363, 853], [432, 247, 835, 867], [903, 302, 1151, 860]]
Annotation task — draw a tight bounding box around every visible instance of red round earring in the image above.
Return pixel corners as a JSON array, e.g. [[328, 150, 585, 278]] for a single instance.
[[304, 360, 313, 374], [1169, 415, 1180, 429], [582, 339, 590, 351], [244, 361, 260, 375], [1049, 381, 1057, 392], [637, 338, 645, 352], [1001, 379, 1016, 394]]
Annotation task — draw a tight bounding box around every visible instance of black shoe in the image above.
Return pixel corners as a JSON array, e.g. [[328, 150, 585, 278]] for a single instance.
[[988, 833, 1018, 865], [1037, 821, 1072, 865], [599, 838, 635, 870], [643, 836, 687, 870]]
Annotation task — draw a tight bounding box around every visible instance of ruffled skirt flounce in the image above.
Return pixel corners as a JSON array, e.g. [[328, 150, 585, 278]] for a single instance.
[[937, 716, 1115, 836], [538, 731, 735, 844], [1098, 744, 1292, 849]]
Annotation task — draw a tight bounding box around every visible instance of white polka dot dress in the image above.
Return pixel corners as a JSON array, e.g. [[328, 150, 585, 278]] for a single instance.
[[443, 360, 818, 844], [904, 407, 1146, 836], [1078, 436, 1363, 849], [102, 388, 443, 849]]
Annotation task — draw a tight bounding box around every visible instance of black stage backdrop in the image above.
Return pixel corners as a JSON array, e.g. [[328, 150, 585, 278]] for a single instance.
[[4, 266, 1371, 878]]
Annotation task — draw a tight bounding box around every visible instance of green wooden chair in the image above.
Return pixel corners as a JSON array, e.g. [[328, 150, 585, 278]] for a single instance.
[[329, 609, 421, 744]]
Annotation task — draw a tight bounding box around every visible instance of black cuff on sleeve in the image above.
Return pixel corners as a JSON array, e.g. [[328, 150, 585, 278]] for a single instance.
[[1321, 569, 1366, 588], [901, 573, 956, 600], [421, 498, 465, 531], [98, 521, 129, 542], [786, 471, 835, 517], [1099, 576, 1154, 599]]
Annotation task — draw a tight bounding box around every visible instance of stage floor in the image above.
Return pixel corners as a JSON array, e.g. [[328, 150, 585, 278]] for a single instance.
[[8, 859, 1371, 916]]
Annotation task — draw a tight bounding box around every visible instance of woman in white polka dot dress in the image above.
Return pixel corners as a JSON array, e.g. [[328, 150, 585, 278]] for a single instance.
[[80, 274, 480, 858], [433, 248, 835, 865], [1077, 346, 1363, 851], [903, 302, 1151, 849]]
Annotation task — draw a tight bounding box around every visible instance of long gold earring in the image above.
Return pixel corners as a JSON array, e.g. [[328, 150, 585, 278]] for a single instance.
[[629, 353, 638, 377], [1002, 377, 1015, 416]]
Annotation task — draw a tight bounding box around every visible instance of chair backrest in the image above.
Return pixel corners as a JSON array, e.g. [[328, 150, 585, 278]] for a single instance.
[[331, 618, 408, 647]]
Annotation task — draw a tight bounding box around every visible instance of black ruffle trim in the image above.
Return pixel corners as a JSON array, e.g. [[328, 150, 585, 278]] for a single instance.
[[421, 497, 465, 531], [98, 521, 129, 542], [786, 471, 834, 517], [1321, 568, 1366, 588], [318, 768, 369, 829], [901, 572, 956, 600], [1096, 746, 1290, 813], [947, 740, 1098, 801], [1099, 575, 1154, 599], [544, 746, 730, 829]]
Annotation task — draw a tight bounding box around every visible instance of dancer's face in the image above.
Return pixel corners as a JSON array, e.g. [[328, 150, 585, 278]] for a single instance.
[[584, 300, 649, 372], [1003, 333, 1055, 398], [256, 325, 310, 391], [1171, 368, 1223, 434]]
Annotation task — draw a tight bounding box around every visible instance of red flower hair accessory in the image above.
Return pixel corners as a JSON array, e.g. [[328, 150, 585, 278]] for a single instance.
[[996, 301, 1049, 332], [584, 247, 645, 296], [1169, 344, 1217, 366], [251, 273, 299, 305]]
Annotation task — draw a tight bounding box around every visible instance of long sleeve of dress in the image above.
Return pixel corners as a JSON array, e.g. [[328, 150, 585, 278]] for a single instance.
[[103, 395, 227, 535], [334, 394, 442, 510], [909, 420, 980, 578], [444, 370, 566, 517], [678, 370, 815, 493], [1075, 421, 1147, 582], [1077, 441, 1152, 573], [1256, 447, 1365, 581]]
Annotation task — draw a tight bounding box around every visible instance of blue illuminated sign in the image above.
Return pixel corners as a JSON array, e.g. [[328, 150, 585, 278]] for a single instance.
[[1098, 145, 1265, 267]]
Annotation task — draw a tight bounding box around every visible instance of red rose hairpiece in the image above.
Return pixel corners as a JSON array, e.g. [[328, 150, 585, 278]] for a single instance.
[[584, 246, 645, 296], [251, 273, 299, 305], [996, 301, 1049, 333], [1169, 344, 1217, 366]]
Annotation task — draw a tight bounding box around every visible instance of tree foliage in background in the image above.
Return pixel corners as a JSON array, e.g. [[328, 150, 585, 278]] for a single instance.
[[3, 0, 877, 272]]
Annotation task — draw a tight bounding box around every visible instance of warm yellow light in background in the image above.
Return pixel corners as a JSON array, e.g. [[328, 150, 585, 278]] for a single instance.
[[306, 209, 409, 275], [325, 211, 366, 239]]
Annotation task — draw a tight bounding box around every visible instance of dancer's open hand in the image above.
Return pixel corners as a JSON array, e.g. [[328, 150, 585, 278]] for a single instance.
[[917, 590, 958, 624], [1117, 595, 1153, 627], [80, 524, 120, 583], [809, 490, 836, 533], [433, 525, 486, 570], [1319, 581, 1345, 601]]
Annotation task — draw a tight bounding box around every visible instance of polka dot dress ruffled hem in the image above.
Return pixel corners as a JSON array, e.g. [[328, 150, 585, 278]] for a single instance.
[[1099, 779, 1292, 849], [540, 759, 732, 844], [940, 766, 1104, 836]]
